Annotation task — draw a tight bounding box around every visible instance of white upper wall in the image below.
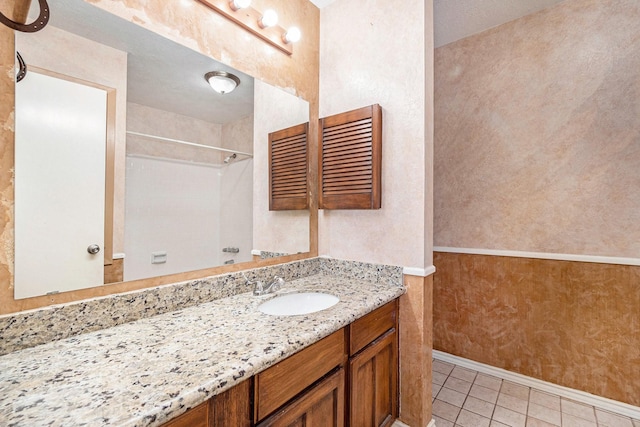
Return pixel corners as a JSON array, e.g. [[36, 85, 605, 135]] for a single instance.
[[434, 0, 565, 47]]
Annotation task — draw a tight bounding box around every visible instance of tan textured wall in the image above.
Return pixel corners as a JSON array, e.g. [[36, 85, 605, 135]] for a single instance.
[[433, 251, 640, 407], [434, 0, 640, 257], [0, 0, 319, 314], [318, 0, 433, 269]]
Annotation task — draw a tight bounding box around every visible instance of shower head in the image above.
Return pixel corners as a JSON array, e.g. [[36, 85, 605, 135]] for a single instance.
[[224, 153, 237, 164]]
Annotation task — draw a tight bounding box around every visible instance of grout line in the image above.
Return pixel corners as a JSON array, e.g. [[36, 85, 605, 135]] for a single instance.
[[433, 350, 640, 420]]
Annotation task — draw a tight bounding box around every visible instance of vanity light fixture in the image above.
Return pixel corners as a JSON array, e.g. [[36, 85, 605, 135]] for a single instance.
[[283, 27, 301, 44], [205, 71, 241, 94], [228, 0, 250, 11], [196, 0, 301, 55], [258, 9, 278, 28]]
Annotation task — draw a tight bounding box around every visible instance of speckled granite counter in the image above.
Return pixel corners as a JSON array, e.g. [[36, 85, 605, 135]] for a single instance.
[[0, 271, 405, 427]]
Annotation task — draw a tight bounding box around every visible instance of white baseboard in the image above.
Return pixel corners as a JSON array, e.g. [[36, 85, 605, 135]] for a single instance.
[[391, 419, 435, 427], [433, 350, 640, 419]]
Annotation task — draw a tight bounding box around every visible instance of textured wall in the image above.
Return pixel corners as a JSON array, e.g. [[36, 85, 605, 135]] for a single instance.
[[434, 0, 640, 257], [433, 251, 640, 407], [319, 0, 433, 269], [0, 0, 319, 314]]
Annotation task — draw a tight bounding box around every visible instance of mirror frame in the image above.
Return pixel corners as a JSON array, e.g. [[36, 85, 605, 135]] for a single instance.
[[0, 0, 319, 315]]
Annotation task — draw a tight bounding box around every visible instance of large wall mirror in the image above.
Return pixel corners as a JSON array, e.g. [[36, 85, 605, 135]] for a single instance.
[[13, 0, 310, 299]]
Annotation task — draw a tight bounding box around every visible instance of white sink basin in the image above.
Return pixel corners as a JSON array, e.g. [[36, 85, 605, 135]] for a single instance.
[[258, 292, 339, 316]]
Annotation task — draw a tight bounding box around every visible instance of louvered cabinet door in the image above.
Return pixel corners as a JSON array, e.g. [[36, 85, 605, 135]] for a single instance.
[[320, 104, 382, 209], [269, 122, 309, 210]]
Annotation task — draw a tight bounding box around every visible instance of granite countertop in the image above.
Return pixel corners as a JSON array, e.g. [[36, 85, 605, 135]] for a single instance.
[[0, 273, 405, 427]]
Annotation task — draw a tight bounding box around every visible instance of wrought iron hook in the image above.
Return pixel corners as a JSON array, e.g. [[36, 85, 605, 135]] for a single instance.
[[0, 0, 49, 33], [16, 51, 26, 82]]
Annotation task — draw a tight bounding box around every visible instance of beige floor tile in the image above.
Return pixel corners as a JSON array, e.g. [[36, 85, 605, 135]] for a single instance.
[[526, 416, 560, 427], [490, 422, 510, 427], [561, 399, 596, 422], [450, 366, 478, 383], [595, 409, 634, 427], [500, 381, 530, 401], [470, 383, 500, 404], [497, 393, 529, 414], [444, 376, 473, 394], [527, 402, 560, 426], [433, 359, 455, 375], [433, 415, 455, 427], [433, 370, 448, 385], [633, 419, 640, 427], [433, 399, 462, 423], [493, 406, 526, 427], [463, 395, 496, 418], [438, 387, 467, 407], [456, 409, 491, 427], [529, 390, 561, 412], [561, 412, 597, 427], [475, 373, 503, 391], [433, 383, 442, 398]]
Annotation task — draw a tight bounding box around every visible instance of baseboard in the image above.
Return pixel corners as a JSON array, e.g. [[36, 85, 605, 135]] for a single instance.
[[433, 350, 640, 419], [392, 418, 435, 427]]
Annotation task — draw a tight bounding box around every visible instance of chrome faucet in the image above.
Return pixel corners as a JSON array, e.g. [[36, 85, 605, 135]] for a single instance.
[[252, 275, 284, 296]]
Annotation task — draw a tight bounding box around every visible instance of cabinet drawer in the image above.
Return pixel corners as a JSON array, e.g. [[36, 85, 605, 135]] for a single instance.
[[162, 402, 208, 427], [254, 328, 346, 421], [349, 299, 397, 355]]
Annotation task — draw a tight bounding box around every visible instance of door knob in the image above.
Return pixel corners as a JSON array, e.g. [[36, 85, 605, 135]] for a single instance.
[[87, 244, 100, 255]]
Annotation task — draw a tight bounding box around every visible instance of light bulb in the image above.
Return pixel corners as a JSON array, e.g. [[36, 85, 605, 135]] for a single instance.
[[229, 0, 251, 10], [259, 9, 278, 28], [283, 26, 301, 43]]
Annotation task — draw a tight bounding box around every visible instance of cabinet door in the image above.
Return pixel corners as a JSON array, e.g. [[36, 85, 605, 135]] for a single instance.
[[257, 368, 345, 427], [349, 330, 397, 427]]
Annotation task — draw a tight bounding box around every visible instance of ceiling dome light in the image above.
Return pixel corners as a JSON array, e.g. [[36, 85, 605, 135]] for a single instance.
[[229, 0, 251, 10], [283, 26, 301, 44], [204, 71, 241, 94], [259, 9, 278, 28]]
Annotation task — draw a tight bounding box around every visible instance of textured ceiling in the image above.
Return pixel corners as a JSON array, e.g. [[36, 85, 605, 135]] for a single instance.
[[309, 0, 338, 8], [434, 0, 566, 47]]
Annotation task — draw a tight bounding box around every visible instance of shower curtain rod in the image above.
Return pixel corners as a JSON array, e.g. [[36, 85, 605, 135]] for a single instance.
[[126, 131, 253, 158]]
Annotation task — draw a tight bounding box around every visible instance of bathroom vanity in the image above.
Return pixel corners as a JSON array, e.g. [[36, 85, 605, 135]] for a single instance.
[[0, 259, 404, 427], [165, 299, 398, 427]]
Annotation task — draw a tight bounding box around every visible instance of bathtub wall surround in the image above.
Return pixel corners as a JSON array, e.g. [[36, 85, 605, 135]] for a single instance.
[[0, 257, 403, 356], [0, 0, 320, 315]]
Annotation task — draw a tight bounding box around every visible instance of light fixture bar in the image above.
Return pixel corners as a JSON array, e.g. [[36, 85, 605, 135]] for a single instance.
[[196, 0, 293, 55]]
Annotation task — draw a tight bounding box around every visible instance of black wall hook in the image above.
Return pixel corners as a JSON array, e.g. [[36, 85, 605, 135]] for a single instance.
[[16, 51, 26, 82], [0, 0, 49, 33]]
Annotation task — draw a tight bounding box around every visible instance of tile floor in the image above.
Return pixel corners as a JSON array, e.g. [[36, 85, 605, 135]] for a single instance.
[[432, 359, 640, 427]]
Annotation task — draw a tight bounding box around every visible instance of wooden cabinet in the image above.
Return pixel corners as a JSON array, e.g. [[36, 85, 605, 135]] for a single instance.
[[254, 329, 346, 422], [162, 402, 208, 427], [257, 368, 345, 427], [348, 300, 398, 427], [161, 300, 398, 427]]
